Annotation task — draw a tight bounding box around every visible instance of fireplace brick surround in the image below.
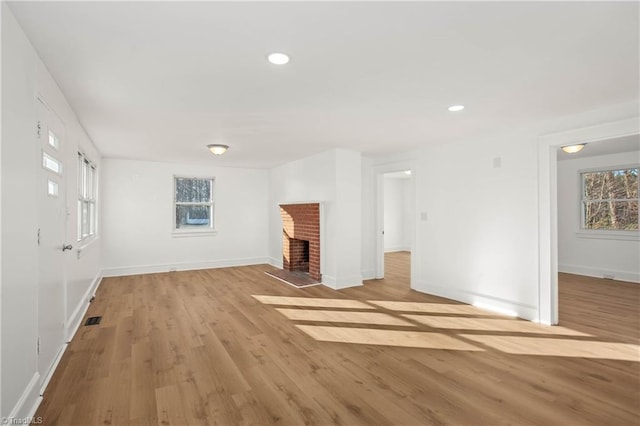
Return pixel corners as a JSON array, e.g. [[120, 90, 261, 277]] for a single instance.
[[279, 203, 321, 281]]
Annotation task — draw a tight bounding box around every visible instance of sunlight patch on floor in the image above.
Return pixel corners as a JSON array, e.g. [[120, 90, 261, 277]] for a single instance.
[[404, 315, 591, 336], [461, 335, 640, 361], [277, 308, 415, 326], [369, 300, 496, 315], [252, 295, 374, 309], [297, 325, 483, 350]]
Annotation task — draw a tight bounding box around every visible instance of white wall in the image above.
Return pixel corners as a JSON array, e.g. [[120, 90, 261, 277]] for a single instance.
[[361, 157, 376, 279], [558, 151, 640, 282], [1, 5, 39, 418], [269, 149, 362, 289], [412, 133, 540, 319], [101, 159, 269, 275], [1, 3, 103, 419], [384, 177, 411, 252]]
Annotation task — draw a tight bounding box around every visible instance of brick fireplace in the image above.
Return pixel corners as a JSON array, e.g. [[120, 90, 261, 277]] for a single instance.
[[279, 203, 321, 281]]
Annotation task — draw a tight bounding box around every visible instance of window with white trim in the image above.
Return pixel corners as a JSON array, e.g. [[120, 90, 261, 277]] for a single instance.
[[174, 177, 215, 232], [77, 152, 97, 241], [581, 167, 638, 231]]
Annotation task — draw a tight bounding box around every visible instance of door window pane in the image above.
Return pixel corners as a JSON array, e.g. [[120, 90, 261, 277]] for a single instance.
[[43, 152, 62, 174], [47, 179, 59, 197], [48, 130, 59, 150]]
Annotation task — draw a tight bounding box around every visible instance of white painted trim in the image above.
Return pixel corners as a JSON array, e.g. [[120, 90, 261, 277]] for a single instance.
[[8, 372, 40, 422], [414, 280, 538, 322], [559, 264, 640, 283], [101, 257, 270, 277], [76, 236, 99, 259], [65, 272, 103, 341], [384, 246, 411, 253], [537, 116, 640, 326], [361, 269, 377, 280], [322, 274, 364, 290], [574, 230, 639, 241], [277, 200, 324, 206], [39, 344, 66, 395], [268, 256, 283, 269]]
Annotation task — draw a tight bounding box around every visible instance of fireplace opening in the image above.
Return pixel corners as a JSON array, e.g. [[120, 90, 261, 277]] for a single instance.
[[289, 238, 310, 272]]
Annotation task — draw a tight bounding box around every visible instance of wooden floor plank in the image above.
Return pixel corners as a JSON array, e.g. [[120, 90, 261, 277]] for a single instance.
[[35, 252, 640, 425]]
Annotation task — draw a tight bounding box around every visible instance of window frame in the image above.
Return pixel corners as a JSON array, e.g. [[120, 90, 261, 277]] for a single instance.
[[172, 175, 217, 236], [77, 151, 97, 242], [577, 164, 639, 241]]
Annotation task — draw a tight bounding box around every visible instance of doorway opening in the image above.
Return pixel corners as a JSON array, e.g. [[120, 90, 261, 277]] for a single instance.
[[538, 117, 638, 325], [379, 169, 413, 288], [556, 135, 639, 324]]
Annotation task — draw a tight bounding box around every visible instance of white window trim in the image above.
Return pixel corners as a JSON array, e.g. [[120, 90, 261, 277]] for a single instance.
[[172, 175, 217, 236], [77, 151, 98, 243], [576, 163, 639, 241]]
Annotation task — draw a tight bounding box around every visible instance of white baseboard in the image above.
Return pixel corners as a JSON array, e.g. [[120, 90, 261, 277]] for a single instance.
[[102, 257, 270, 277], [8, 372, 40, 422], [559, 263, 640, 283], [413, 280, 538, 322], [39, 344, 67, 396], [66, 272, 103, 340], [322, 274, 364, 290], [269, 256, 283, 269], [361, 269, 377, 280]]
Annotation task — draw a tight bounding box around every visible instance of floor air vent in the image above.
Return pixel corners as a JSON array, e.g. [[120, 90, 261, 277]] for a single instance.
[[85, 316, 102, 326]]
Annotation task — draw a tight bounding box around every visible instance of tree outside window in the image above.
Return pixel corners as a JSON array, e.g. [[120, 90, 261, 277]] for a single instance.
[[581, 167, 639, 230]]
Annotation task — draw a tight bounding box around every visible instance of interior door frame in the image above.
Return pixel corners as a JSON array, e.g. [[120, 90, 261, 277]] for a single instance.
[[373, 159, 416, 285], [537, 117, 639, 325]]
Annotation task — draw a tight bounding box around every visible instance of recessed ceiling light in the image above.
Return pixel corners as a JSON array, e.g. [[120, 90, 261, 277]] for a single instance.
[[448, 105, 465, 112], [404, 170, 412, 175], [267, 52, 290, 65], [561, 144, 586, 154]]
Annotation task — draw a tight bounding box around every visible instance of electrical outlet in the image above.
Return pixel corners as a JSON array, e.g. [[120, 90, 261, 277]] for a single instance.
[[169, 268, 177, 272], [603, 274, 614, 280]]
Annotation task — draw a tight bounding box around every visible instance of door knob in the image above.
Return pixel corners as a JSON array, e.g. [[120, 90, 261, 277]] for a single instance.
[[62, 244, 73, 252]]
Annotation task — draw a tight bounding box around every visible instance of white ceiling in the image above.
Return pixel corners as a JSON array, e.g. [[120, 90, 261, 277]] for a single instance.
[[8, 1, 639, 168]]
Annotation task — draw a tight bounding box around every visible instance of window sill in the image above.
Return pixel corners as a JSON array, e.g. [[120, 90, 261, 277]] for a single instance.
[[172, 229, 218, 238], [575, 230, 639, 241], [77, 235, 99, 259]]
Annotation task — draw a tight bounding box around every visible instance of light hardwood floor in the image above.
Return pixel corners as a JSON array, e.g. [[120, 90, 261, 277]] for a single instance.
[[35, 252, 639, 425]]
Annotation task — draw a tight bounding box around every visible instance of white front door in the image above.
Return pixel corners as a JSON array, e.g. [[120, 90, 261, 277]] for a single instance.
[[37, 98, 68, 387]]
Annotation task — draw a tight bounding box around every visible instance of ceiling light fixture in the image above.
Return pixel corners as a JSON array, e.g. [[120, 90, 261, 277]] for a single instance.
[[267, 52, 290, 65], [207, 144, 229, 155], [448, 105, 465, 112], [561, 144, 586, 154], [404, 170, 412, 175]]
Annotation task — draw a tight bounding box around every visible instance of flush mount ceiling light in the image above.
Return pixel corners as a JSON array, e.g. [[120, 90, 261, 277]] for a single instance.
[[448, 105, 465, 112], [561, 144, 586, 154], [267, 52, 290, 65], [207, 144, 229, 155]]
